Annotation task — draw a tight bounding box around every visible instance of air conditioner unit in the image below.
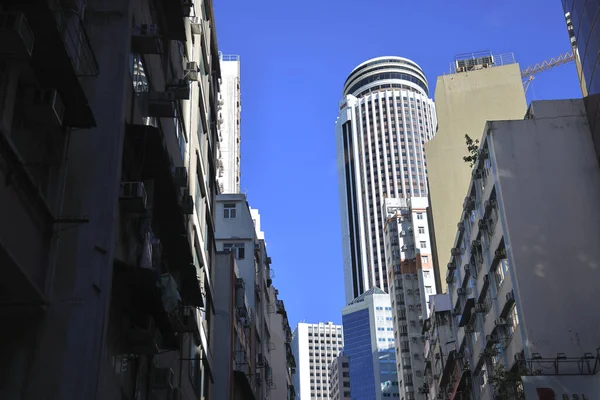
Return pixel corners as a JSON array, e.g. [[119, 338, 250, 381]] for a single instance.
[[451, 247, 461, 257], [471, 239, 481, 248], [0, 12, 34, 58], [486, 334, 499, 344], [151, 367, 174, 390], [400, 231, 406, 236], [181, 194, 194, 215], [185, 62, 199, 81], [120, 182, 148, 213], [190, 16, 202, 35], [474, 303, 486, 313], [172, 166, 188, 187], [478, 219, 487, 231], [494, 318, 507, 327], [457, 288, 466, 296], [457, 221, 465, 231], [447, 262, 456, 271]]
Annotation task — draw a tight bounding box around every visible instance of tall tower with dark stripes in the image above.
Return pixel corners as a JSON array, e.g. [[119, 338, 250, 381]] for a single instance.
[[336, 57, 437, 303]]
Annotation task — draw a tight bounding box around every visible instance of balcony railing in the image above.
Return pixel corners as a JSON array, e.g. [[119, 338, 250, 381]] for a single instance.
[[53, 9, 99, 77]]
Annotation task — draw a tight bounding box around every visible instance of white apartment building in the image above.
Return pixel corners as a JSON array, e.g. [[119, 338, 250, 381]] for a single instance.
[[383, 197, 437, 399], [329, 354, 351, 400], [215, 194, 277, 398], [440, 100, 600, 400], [292, 322, 345, 399], [342, 287, 400, 399], [335, 56, 437, 302], [218, 53, 241, 193]]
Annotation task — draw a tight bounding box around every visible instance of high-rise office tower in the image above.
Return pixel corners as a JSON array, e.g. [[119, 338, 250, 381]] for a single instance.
[[292, 322, 345, 399], [424, 52, 527, 292], [562, 2, 600, 165], [342, 287, 399, 399], [218, 53, 241, 193], [335, 57, 437, 303]]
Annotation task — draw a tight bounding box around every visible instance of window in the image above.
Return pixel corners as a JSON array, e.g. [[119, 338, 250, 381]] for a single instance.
[[422, 256, 429, 264], [495, 258, 509, 289], [130, 53, 149, 93], [416, 213, 423, 220], [223, 243, 245, 259], [420, 241, 426, 249], [223, 203, 237, 219], [425, 286, 433, 294], [418, 226, 425, 234]]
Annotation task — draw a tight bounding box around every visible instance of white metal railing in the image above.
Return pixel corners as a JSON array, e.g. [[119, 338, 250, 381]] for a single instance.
[[447, 52, 516, 75]]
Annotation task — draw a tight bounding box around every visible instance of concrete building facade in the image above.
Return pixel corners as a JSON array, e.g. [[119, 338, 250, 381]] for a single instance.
[[421, 294, 454, 400], [292, 322, 344, 400], [215, 194, 291, 399], [217, 53, 241, 193], [424, 52, 527, 293], [342, 287, 399, 399], [213, 251, 254, 398], [329, 353, 351, 400], [0, 0, 221, 399], [335, 57, 437, 303], [270, 291, 297, 400], [383, 197, 436, 399], [441, 100, 600, 400]]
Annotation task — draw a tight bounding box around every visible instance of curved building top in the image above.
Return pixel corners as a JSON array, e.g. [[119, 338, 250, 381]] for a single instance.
[[342, 56, 430, 97]]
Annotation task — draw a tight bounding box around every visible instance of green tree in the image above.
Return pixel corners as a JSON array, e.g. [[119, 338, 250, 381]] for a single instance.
[[489, 363, 526, 400], [463, 134, 479, 168]]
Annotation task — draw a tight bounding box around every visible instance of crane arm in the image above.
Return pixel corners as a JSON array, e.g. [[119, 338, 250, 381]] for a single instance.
[[521, 52, 575, 79]]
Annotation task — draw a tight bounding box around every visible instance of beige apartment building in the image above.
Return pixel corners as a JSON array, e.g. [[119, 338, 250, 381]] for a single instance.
[[439, 99, 600, 399], [425, 52, 527, 292], [0, 0, 221, 399]]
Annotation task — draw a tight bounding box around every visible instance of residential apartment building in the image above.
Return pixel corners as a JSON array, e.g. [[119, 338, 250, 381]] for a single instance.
[[218, 53, 241, 193], [439, 100, 600, 399], [383, 197, 436, 399], [424, 52, 527, 292], [335, 57, 437, 302], [329, 353, 351, 400], [213, 251, 254, 398], [292, 322, 344, 399], [342, 287, 399, 399], [215, 194, 285, 398], [0, 0, 220, 399], [270, 290, 297, 400], [421, 294, 453, 400]]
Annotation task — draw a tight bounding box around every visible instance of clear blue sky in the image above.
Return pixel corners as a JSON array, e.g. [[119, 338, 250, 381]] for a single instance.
[[213, 0, 582, 329]]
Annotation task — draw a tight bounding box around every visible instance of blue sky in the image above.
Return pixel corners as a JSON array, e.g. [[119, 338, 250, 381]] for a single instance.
[[213, 0, 582, 329]]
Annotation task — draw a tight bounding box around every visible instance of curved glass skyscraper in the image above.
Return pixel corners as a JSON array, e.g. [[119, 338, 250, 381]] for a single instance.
[[336, 57, 437, 303]]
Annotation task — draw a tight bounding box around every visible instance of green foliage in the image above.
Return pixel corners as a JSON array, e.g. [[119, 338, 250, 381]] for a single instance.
[[463, 134, 480, 168], [489, 363, 527, 400]]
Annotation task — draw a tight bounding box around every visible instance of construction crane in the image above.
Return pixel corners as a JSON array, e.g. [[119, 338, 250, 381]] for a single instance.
[[521, 52, 575, 93]]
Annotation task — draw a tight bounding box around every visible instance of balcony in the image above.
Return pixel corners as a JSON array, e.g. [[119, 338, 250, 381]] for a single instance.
[[0, 130, 53, 315], [4, 3, 98, 127], [124, 124, 202, 306], [112, 260, 179, 352], [157, 0, 190, 41]]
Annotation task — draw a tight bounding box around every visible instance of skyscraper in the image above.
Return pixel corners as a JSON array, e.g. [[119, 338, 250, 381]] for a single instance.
[[218, 53, 242, 193], [341, 287, 399, 399], [562, 2, 600, 165], [335, 57, 437, 303], [292, 322, 345, 399]]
